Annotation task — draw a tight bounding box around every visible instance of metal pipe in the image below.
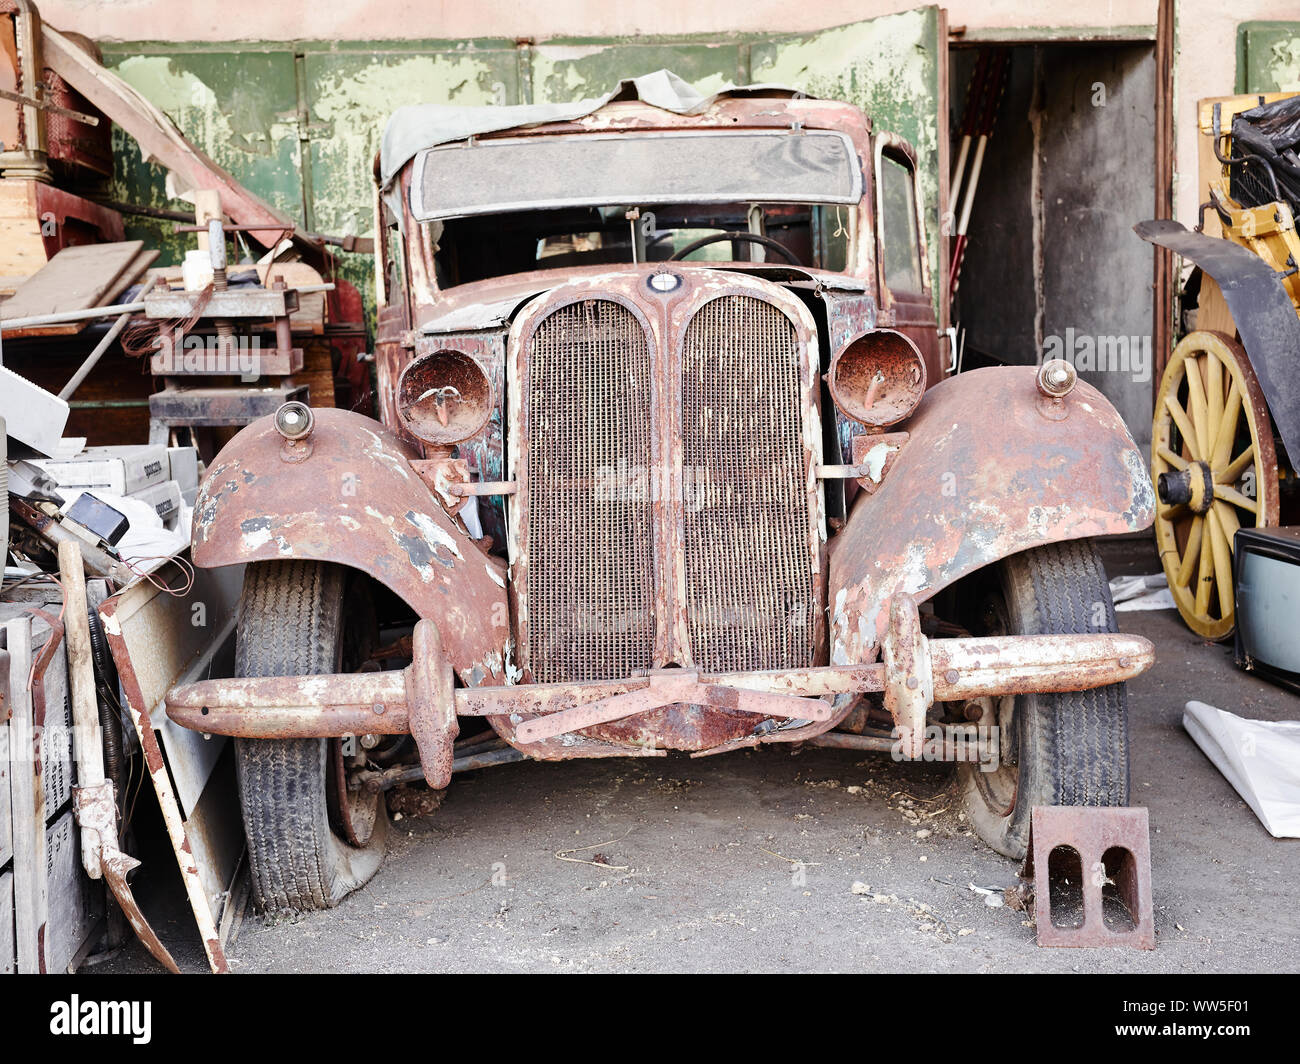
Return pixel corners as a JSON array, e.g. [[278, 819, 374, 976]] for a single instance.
[[807, 730, 990, 761], [369, 745, 528, 790], [58, 312, 133, 400], [0, 301, 146, 331]]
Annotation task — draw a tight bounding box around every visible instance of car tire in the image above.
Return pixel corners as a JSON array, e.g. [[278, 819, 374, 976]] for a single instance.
[[233, 560, 387, 914], [956, 539, 1130, 860]]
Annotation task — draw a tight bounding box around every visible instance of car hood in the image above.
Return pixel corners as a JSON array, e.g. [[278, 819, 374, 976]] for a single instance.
[[417, 263, 868, 334]]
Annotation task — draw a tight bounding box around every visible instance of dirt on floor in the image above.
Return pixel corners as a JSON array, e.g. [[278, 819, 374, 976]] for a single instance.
[[99, 538, 1300, 974]]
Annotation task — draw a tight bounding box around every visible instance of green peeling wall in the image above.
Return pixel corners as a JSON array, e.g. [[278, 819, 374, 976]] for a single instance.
[[1237, 21, 1300, 93], [100, 8, 945, 322]]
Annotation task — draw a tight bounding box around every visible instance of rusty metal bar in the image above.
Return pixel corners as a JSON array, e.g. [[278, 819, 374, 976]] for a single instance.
[[806, 730, 993, 761], [446, 480, 517, 496], [814, 463, 876, 479], [167, 597, 1153, 745]]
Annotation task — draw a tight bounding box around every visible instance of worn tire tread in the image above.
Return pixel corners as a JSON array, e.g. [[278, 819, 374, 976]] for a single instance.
[[234, 561, 385, 915], [960, 540, 1130, 858]]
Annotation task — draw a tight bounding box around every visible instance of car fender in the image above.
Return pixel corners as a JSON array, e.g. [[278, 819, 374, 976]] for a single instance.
[[828, 365, 1154, 664], [192, 407, 511, 685], [1134, 218, 1300, 465]]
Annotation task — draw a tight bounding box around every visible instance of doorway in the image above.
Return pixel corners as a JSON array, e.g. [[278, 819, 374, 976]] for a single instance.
[[949, 40, 1158, 451]]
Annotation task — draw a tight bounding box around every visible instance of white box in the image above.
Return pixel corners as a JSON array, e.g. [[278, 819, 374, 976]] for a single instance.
[[128, 479, 182, 525], [167, 446, 200, 494], [0, 365, 68, 457], [32, 444, 169, 495]]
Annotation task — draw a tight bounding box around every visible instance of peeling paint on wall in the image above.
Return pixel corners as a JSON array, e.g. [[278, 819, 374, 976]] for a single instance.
[[532, 40, 741, 102], [752, 7, 944, 295], [102, 16, 947, 323], [1238, 21, 1300, 92]]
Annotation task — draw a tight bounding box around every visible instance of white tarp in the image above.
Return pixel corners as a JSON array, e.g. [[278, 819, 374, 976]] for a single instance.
[[1109, 573, 1175, 612], [1183, 700, 1300, 838], [379, 70, 804, 222]]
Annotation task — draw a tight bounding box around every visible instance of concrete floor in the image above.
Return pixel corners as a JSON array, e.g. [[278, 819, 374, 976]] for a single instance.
[[102, 538, 1300, 973]]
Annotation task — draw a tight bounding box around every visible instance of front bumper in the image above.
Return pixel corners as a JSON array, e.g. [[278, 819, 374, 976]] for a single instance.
[[165, 594, 1153, 787]]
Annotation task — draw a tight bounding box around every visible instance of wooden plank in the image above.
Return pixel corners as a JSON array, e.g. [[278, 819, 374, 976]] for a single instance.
[[1198, 275, 1238, 336], [0, 241, 146, 336], [0, 870, 13, 974], [294, 340, 336, 409], [5, 617, 46, 973], [0, 179, 45, 279]]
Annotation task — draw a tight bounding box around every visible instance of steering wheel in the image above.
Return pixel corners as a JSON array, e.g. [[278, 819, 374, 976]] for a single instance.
[[668, 230, 801, 265]]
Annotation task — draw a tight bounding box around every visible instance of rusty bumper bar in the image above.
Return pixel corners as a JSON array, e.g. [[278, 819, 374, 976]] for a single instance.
[[165, 595, 1153, 776]]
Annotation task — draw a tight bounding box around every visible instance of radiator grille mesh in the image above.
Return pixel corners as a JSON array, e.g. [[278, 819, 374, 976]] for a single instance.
[[680, 295, 815, 673], [525, 299, 655, 683]]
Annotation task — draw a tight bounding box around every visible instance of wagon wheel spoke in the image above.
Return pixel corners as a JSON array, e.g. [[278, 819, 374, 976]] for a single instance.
[[1174, 514, 1204, 588], [1205, 352, 1225, 446], [1183, 361, 1210, 458], [1155, 446, 1188, 471], [1213, 483, 1259, 515], [1194, 511, 1215, 617], [1213, 500, 1241, 550], [1218, 443, 1255, 487], [1206, 507, 1235, 620], [1209, 378, 1241, 471], [1152, 330, 1276, 641], [1164, 395, 1200, 460]]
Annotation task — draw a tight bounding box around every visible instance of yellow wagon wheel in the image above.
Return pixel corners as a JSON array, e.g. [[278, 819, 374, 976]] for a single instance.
[[1152, 330, 1278, 640]]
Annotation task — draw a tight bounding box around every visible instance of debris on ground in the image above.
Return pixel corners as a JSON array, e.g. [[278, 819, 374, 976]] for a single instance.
[[387, 785, 446, 819]]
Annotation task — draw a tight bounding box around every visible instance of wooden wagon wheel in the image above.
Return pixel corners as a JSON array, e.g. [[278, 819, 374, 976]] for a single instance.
[[1152, 330, 1279, 640]]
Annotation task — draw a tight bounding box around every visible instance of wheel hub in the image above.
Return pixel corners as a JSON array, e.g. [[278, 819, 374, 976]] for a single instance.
[[1157, 460, 1214, 514]]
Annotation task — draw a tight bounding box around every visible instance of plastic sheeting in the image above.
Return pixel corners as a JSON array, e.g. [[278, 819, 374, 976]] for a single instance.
[[1183, 700, 1300, 838]]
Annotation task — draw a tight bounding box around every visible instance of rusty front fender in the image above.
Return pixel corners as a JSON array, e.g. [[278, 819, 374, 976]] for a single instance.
[[829, 365, 1154, 664], [192, 407, 511, 684]]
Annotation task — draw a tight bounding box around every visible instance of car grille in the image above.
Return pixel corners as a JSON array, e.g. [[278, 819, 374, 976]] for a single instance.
[[520, 289, 818, 683], [525, 299, 656, 684], [681, 295, 816, 672]]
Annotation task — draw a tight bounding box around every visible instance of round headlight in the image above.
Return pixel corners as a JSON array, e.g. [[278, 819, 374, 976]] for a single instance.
[[827, 329, 927, 428], [1037, 358, 1077, 398], [397, 349, 493, 446], [273, 400, 314, 441]]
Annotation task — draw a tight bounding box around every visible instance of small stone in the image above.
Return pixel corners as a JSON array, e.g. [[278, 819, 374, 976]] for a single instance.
[[915, 828, 932, 839], [851, 881, 871, 895]]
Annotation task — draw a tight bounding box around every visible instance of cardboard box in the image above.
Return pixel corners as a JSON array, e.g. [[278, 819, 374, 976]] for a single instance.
[[128, 479, 182, 525], [167, 446, 200, 494], [32, 444, 169, 495], [0, 365, 69, 457]]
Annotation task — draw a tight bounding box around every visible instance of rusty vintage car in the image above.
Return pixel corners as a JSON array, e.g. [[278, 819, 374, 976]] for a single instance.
[[167, 77, 1156, 913]]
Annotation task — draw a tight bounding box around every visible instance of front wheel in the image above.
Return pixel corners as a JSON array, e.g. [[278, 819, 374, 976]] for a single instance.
[[957, 540, 1130, 859], [234, 560, 387, 914]]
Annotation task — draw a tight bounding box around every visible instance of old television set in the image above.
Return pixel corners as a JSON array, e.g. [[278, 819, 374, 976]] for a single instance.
[[1234, 526, 1300, 695]]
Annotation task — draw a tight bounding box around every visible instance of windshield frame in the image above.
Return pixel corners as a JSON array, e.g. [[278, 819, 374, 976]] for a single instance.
[[408, 128, 865, 222]]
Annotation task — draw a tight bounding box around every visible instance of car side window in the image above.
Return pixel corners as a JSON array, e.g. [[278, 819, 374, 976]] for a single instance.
[[879, 152, 924, 294]]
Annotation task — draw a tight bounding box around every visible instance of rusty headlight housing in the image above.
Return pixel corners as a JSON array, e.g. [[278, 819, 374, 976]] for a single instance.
[[827, 329, 927, 428], [273, 400, 314, 440], [1037, 358, 1077, 398], [397, 349, 493, 447]]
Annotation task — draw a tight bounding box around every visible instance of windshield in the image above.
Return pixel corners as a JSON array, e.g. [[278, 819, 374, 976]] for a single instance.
[[410, 129, 862, 221], [424, 201, 854, 288]]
